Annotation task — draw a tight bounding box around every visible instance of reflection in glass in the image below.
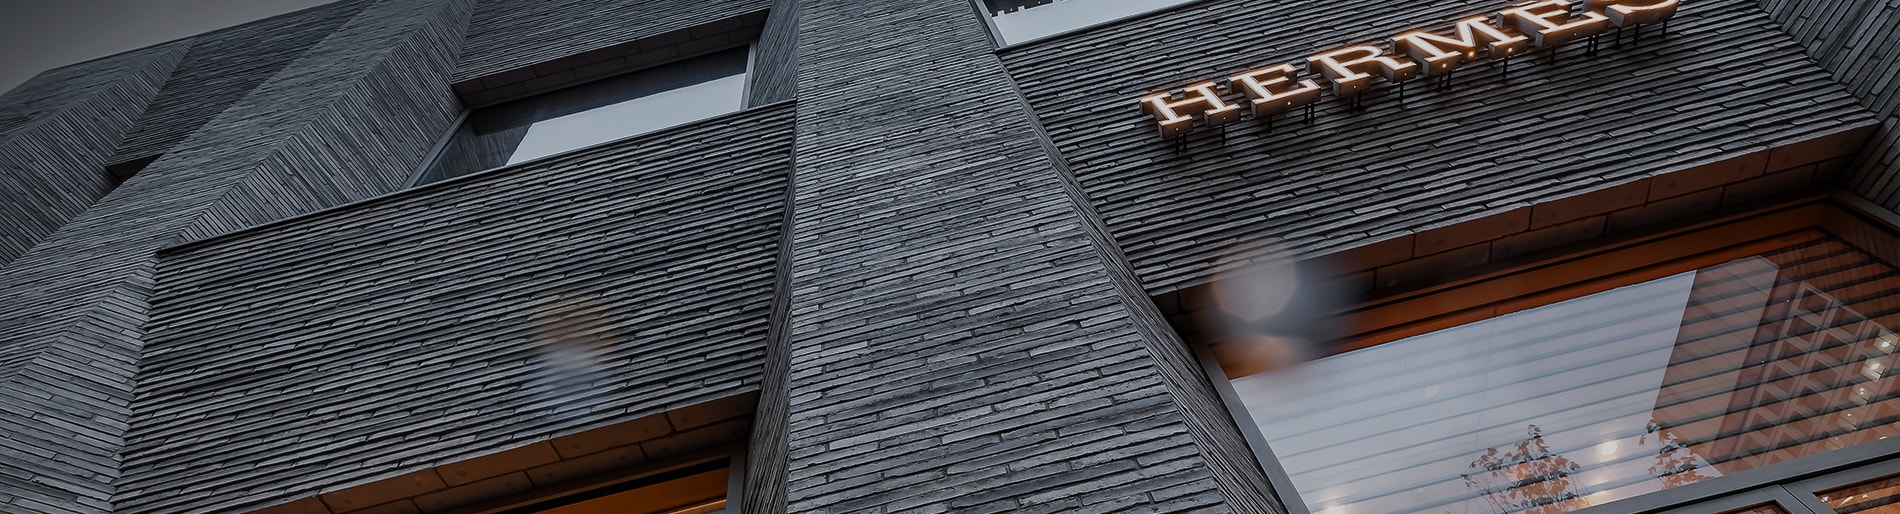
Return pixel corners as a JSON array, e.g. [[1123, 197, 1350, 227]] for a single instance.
[[983, 0, 1197, 44], [416, 47, 749, 185], [1721, 506, 1788, 514], [530, 460, 727, 514], [1821, 476, 1900, 513], [1232, 235, 1900, 514]]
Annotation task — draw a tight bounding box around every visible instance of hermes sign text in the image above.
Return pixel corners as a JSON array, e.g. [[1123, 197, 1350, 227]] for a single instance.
[[1139, 0, 1680, 139]]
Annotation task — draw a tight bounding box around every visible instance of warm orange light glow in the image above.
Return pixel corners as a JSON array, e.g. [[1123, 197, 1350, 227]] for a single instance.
[[1393, 16, 1532, 76], [1584, 0, 1680, 26], [1136, 0, 1680, 140], [1307, 45, 1419, 95], [1229, 64, 1322, 117], [1503, 0, 1610, 46], [1140, 82, 1243, 138]]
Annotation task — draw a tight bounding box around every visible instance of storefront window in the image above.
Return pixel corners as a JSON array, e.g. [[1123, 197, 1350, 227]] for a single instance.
[[981, 0, 1197, 44], [1223, 215, 1900, 514], [515, 459, 729, 514], [416, 47, 750, 185], [1819, 476, 1900, 513]]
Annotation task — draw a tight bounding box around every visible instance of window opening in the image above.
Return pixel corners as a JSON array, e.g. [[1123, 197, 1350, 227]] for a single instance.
[[980, 0, 1198, 45], [105, 154, 159, 188], [1817, 475, 1900, 513], [416, 46, 750, 185], [1209, 201, 1900, 514], [500, 459, 730, 514]]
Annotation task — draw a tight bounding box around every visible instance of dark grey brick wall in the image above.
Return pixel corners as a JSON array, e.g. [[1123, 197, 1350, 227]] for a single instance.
[[745, 0, 800, 106], [121, 104, 793, 513], [738, 4, 801, 514], [0, 0, 1893, 512], [0, 42, 186, 268], [168, 0, 474, 243], [1021, 69, 1291, 514], [455, 0, 769, 83], [1001, 0, 1879, 294], [1761, 0, 1900, 210], [107, 0, 373, 167], [0, 1, 472, 512], [775, 1, 1267, 512]]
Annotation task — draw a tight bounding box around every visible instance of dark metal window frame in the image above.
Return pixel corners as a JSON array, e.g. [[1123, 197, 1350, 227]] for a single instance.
[[1192, 191, 1900, 514], [451, 444, 750, 514], [404, 44, 760, 188], [965, 0, 1225, 51]]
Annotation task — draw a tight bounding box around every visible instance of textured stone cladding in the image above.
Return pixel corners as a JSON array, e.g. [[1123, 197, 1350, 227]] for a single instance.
[[0, 1, 472, 512], [1001, 0, 1880, 293], [745, 0, 801, 106], [1763, 0, 1900, 209], [0, 42, 186, 267], [107, 0, 374, 166], [775, 1, 1279, 512], [121, 105, 794, 514], [455, 0, 771, 82]]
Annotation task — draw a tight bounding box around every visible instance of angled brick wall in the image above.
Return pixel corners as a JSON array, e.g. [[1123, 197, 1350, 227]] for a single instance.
[[107, 0, 374, 167], [0, 1, 473, 512], [1, 1, 1892, 513], [169, 0, 474, 243], [775, 1, 1274, 512], [1760, 0, 1900, 210], [0, 42, 186, 268], [738, 4, 802, 513], [455, 0, 769, 85], [1001, 0, 1879, 294], [120, 105, 793, 513], [745, 0, 800, 106], [451, 11, 768, 108]]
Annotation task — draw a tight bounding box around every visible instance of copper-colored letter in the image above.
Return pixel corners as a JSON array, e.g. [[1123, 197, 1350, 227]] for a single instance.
[[1307, 45, 1420, 95], [1502, 0, 1609, 47], [1583, 0, 1679, 26], [1139, 82, 1242, 138], [1393, 16, 1532, 76], [1230, 64, 1322, 117]]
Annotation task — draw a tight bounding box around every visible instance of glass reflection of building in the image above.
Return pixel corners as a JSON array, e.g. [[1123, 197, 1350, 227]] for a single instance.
[[1230, 229, 1900, 514]]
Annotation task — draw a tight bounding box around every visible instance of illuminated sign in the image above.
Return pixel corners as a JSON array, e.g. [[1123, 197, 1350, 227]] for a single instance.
[[1140, 0, 1679, 139]]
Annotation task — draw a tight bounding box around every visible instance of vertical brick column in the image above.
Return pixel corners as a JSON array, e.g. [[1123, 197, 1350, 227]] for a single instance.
[[773, 1, 1277, 512], [0, 1, 472, 512]]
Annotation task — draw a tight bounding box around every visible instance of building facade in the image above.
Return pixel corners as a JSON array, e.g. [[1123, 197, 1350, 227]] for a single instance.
[[1, 0, 1898, 513]]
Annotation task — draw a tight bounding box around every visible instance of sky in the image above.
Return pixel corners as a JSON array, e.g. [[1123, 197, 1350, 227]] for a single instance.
[[0, 0, 339, 95]]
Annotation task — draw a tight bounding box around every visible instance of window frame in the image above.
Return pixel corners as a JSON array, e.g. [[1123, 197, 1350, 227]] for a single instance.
[[967, 0, 1224, 50], [1192, 191, 1900, 514], [404, 44, 759, 188], [449, 444, 749, 514], [1785, 455, 1900, 513]]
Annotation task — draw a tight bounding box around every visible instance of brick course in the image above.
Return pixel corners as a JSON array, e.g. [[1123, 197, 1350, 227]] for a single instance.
[[0, 0, 1896, 513], [1003, 0, 1878, 295]]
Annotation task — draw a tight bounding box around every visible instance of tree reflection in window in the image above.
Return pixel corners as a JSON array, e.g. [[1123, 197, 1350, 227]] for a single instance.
[[1463, 424, 1590, 514], [1230, 232, 1900, 514]]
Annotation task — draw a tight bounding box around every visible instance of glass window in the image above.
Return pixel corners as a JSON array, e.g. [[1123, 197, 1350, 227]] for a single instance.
[[509, 459, 729, 514], [417, 47, 750, 185], [1819, 476, 1900, 513], [982, 0, 1197, 44], [1223, 223, 1900, 514]]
